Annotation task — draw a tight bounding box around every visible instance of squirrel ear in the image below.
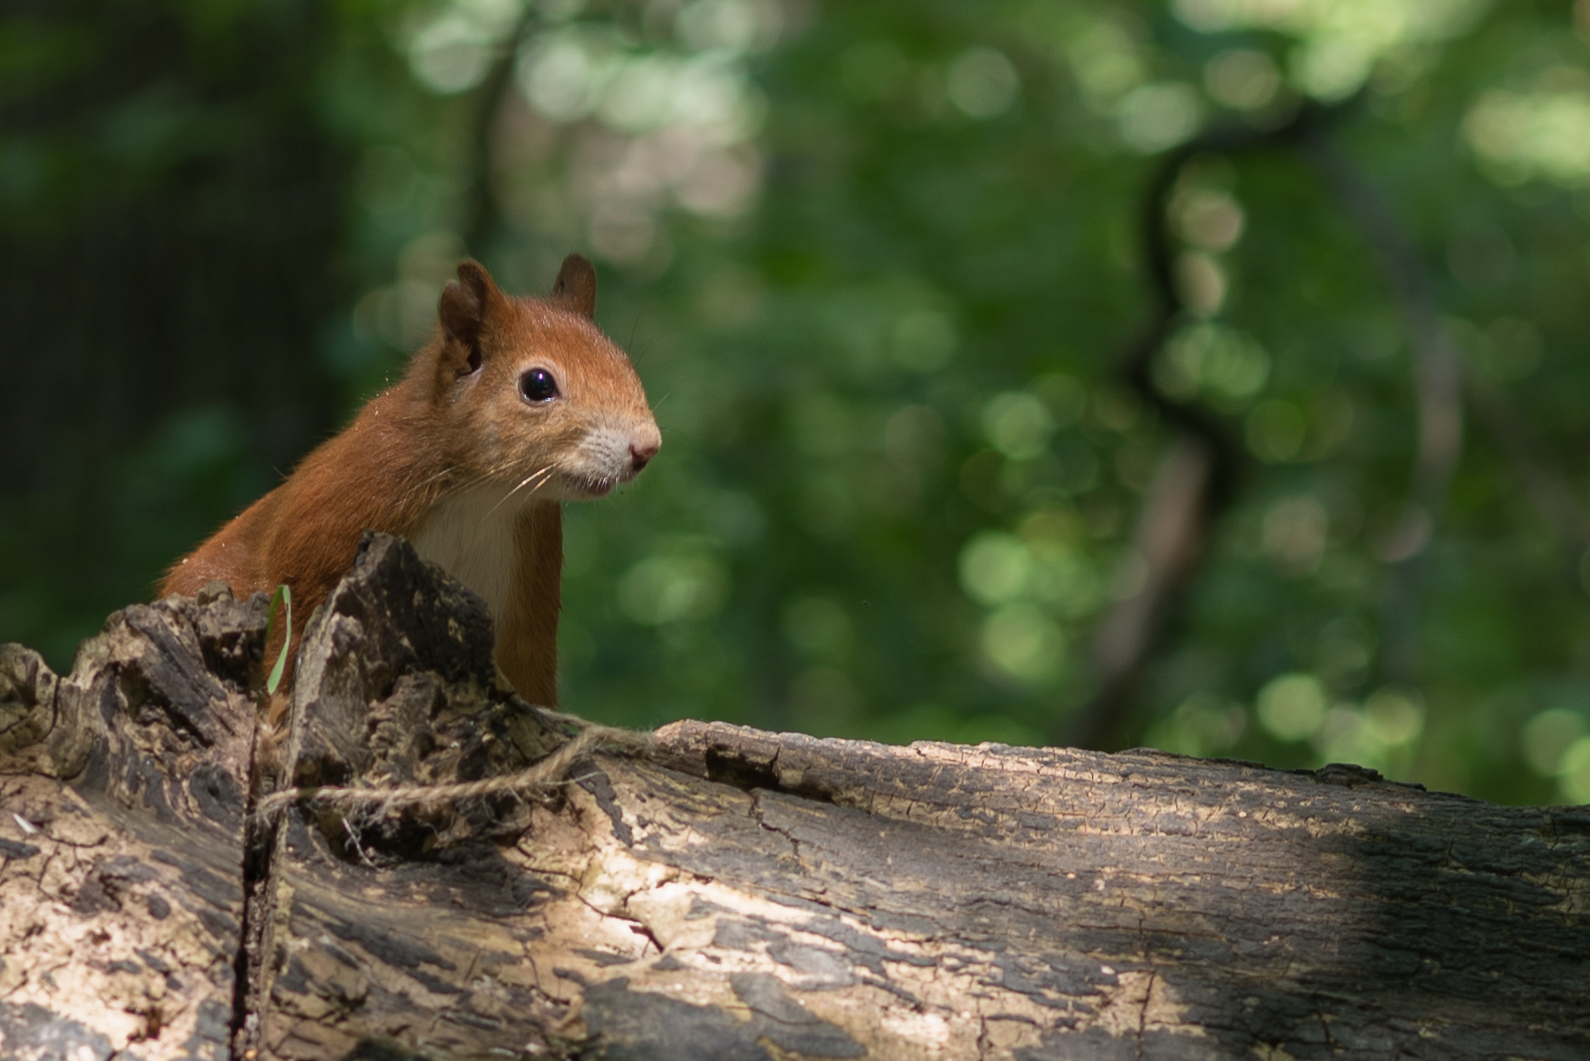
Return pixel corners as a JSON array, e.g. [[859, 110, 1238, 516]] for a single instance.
[[438, 260, 503, 375], [551, 253, 597, 319]]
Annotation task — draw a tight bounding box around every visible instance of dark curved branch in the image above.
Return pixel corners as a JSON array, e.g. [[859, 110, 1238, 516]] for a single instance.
[[1070, 94, 1582, 742], [1064, 101, 1351, 749]]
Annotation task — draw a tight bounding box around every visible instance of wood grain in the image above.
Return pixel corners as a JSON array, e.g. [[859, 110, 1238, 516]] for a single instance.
[[4, 534, 1588, 1060]]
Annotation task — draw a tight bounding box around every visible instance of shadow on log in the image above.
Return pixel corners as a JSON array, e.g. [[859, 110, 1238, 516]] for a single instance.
[[4, 533, 1590, 1060]]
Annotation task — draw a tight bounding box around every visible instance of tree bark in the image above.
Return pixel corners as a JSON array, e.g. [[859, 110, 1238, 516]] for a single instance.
[[4, 534, 1588, 1060]]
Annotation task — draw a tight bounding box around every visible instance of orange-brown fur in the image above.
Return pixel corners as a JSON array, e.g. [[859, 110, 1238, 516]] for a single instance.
[[162, 256, 659, 704]]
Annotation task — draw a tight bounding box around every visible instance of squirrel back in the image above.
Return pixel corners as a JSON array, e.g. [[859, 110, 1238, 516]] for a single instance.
[[162, 255, 660, 704]]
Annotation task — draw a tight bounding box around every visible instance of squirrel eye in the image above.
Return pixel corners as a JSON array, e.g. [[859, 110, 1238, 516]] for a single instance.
[[519, 368, 559, 403]]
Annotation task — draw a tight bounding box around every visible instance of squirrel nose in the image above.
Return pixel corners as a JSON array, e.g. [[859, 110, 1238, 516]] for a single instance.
[[630, 440, 660, 471]]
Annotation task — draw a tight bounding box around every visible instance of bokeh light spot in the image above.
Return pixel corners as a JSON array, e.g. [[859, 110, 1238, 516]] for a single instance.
[[1117, 82, 1202, 153], [619, 553, 729, 624], [982, 603, 1064, 684], [1559, 736, 1590, 803], [959, 532, 1032, 605], [982, 392, 1056, 460], [946, 47, 1020, 119], [1257, 673, 1328, 741], [1204, 49, 1281, 110], [1523, 708, 1588, 776]]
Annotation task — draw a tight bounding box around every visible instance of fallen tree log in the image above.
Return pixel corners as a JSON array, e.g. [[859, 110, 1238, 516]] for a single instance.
[[3, 533, 1588, 1061]]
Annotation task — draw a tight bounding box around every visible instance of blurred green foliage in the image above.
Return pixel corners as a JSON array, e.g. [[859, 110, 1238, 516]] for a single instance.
[[7, 0, 1590, 806]]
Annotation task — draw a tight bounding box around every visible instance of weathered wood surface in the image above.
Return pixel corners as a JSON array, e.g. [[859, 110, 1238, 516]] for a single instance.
[[1, 587, 265, 1061], [4, 532, 1590, 1060]]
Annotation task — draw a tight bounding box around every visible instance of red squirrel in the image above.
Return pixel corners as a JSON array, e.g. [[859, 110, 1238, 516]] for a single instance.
[[161, 255, 660, 706]]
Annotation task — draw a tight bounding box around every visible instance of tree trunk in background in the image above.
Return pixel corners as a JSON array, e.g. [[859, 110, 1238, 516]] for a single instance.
[[3, 535, 1588, 1061], [0, 1, 348, 657]]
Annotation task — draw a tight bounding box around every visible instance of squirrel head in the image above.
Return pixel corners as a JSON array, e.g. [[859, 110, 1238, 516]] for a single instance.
[[427, 255, 661, 502]]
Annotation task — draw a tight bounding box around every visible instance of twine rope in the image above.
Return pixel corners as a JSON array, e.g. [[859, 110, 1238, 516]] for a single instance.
[[252, 707, 653, 822]]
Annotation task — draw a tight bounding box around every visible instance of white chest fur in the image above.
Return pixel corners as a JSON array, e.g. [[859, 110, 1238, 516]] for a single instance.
[[410, 486, 523, 621]]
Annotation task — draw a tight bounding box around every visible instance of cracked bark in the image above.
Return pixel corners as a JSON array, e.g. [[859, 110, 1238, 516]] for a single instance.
[[3, 534, 1589, 1060]]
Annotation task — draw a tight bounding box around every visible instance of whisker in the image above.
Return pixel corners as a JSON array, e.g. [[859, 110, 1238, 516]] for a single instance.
[[400, 449, 535, 511], [403, 463, 485, 502], [486, 464, 556, 519], [495, 466, 555, 509]]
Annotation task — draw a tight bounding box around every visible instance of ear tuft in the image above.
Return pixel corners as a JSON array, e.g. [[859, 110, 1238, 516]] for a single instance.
[[551, 253, 597, 319]]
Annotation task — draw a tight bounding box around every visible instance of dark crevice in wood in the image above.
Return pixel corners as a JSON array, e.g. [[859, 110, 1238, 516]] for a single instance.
[[229, 811, 280, 1057], [701, 745, 841, 809], [702, 745, 786, 793], [226, 582, 286, 1058]]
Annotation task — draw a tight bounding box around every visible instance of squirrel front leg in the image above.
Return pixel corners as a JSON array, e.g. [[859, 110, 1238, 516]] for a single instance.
[[497, 499, 563, 705]]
